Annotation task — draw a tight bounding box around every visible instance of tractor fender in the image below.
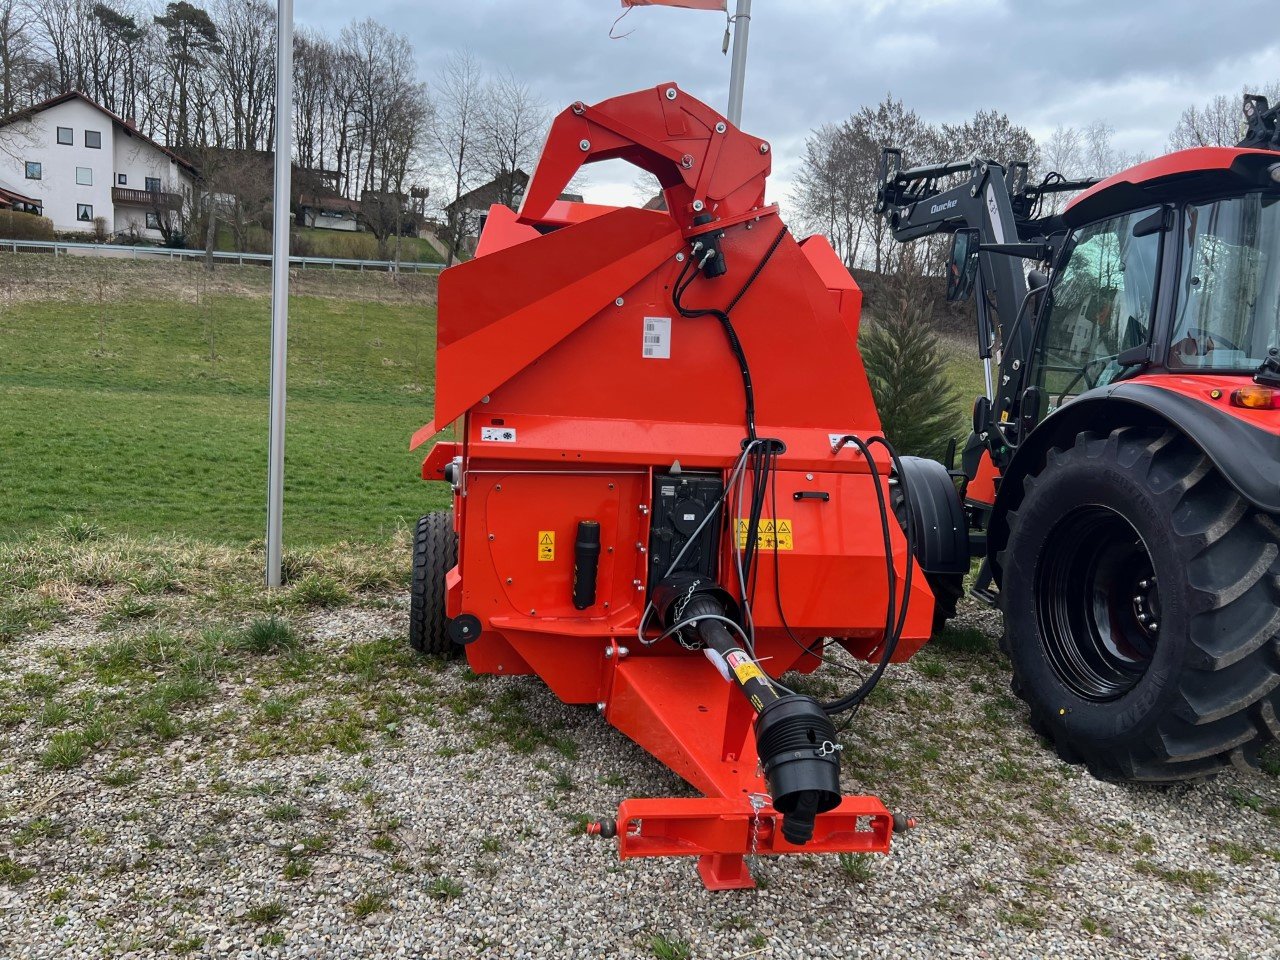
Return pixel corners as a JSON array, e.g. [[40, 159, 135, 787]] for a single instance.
[[987, 381, 1280, 586]]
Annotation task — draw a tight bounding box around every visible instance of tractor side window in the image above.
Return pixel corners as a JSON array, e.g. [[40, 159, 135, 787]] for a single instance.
[[1033, 209, 1160, 407], [1169, 193, 1280, 371]]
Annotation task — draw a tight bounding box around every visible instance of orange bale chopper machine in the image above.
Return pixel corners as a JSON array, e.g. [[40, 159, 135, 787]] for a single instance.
[[409, 83, 965, 889]]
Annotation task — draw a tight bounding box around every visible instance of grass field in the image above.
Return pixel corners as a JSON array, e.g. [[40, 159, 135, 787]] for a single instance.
[[0, 253, 984, 546], [0, 254, 450, 545]]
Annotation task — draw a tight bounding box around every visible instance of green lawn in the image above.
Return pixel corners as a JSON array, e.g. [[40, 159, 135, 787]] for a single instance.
[[941, 334, 988, 431], [0, 256, 450, 545], [0, 255, 986, 547]]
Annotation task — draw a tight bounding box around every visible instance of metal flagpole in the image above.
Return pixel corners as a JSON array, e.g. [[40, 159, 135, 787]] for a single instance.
[[725, 0, 751, 127], [265, 0, 294, 587]]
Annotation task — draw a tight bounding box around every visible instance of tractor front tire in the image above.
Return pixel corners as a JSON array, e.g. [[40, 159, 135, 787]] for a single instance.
[[409, 511, 460, 658], [999, 426, 1280, 782]]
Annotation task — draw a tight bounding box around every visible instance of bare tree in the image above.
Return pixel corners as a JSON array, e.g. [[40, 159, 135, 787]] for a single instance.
[[431, 49, 487, 266], [480, 71, 547, 208], [1041, 124, 1084, 178], [1170, 93, 1244, 149], [791, 95, 938, 273], [0, 0, 37, 114], [364, 83, 430, 260], [212, 0, 274, 151], [1169, 82, 1280, 149], [293, 28, 334, 172], [791, 122, 865, 268], [941, 108, 1039, 173]]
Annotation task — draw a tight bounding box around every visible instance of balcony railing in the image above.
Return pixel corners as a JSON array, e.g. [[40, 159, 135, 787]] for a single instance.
[[112, 187, 181, 209]]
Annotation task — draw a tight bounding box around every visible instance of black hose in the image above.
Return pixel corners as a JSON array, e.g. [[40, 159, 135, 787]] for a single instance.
[[817, 433, 916, 716], [672, 224, 788, 441]]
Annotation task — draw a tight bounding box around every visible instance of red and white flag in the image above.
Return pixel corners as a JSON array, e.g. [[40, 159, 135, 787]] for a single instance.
[[621, 0, 727, 10]]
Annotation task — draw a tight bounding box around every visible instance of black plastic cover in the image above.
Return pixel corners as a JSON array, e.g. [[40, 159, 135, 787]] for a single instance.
[[647, 472, 724, 587]]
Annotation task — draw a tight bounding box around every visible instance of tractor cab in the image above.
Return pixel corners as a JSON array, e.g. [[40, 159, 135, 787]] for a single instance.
[[1021, 146, 1280, 424]]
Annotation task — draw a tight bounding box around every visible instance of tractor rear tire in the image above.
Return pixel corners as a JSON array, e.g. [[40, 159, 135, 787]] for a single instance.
[[998, 426, 1280, 782], [409, 511, 459, 658]]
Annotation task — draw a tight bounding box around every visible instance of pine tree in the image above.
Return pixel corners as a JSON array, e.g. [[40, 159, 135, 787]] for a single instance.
[[860, 263, 964, 461]]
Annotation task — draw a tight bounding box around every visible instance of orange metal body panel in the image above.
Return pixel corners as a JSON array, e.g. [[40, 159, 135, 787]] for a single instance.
[[415, 86, 929, 888], [966, 447, 999, 507]]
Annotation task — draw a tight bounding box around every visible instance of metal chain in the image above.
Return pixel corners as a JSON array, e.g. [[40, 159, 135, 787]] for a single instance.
[[671, 579, 702, 648], [747, 792, 769, 860]]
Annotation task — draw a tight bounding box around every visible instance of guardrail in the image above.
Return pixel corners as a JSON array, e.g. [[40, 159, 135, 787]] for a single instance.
[[0, 238, 445, 272]]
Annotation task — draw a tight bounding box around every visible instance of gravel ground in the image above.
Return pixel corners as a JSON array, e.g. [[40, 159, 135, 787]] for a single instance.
[[3, 595, 1280, 960]]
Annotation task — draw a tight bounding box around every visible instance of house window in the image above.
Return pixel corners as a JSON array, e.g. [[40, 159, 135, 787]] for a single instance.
[[76, 167, 93, 186], [85, 130, 102, 149], [77, 203, 93, 222], [57, 126, 73, 145], [25, 161, 40, 180], [117, 174, 127, 186], [145, 176, 161, 193], [146, 212, 161, 230]]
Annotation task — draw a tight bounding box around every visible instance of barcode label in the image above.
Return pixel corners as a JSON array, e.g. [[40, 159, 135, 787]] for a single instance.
[[642, 316, 671, 359]]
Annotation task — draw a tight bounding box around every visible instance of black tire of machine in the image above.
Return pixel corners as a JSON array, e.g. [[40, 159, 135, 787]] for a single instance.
[[999, 427, 1280, 782], [409, 511, 460, 658]]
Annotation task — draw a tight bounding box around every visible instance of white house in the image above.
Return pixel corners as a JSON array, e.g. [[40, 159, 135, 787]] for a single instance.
[[0, 91, 197, 240]]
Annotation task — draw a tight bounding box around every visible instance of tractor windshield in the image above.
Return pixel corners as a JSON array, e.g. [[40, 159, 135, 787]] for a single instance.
[[1169, 192, 1280, 372]]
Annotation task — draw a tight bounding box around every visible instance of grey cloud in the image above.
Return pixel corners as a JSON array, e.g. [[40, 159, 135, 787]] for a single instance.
[[297, 1, 1280, 202]]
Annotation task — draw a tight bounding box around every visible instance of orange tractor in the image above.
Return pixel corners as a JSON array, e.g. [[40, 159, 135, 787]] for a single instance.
[[877, 94, 1280, 782]]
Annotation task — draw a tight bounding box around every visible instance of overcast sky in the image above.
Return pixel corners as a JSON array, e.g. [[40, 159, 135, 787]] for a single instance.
[[298, 0, 1280, 206]]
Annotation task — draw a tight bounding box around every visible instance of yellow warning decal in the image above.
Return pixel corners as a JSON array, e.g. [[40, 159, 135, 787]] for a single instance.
[[735, 518, 793, 550], [537, 530, 555, 562], [733, 660, 765, 685]]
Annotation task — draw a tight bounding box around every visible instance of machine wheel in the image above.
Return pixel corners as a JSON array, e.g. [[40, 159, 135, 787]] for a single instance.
[[925, 572, 965, 636], [409, 511, 459, 658], [891, 456, 969, 637], [998, 426, 1280, 782]]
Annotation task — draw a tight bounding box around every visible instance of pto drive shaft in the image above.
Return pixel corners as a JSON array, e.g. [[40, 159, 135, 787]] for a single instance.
[[652, 575, 844, 844]]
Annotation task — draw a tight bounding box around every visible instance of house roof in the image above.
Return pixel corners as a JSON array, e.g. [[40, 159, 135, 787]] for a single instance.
[[0, 90, 199, 177], [0, 180, 41, 208], [445, 170, 583, 217], [445, 170, 530, 215], [299, 192, 361, 214]]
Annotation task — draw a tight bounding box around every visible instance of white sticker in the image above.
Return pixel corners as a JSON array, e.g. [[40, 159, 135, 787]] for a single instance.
[[642, 316, 671, 359], [481, 426, 517, 443], [829, 432, 856, 450]]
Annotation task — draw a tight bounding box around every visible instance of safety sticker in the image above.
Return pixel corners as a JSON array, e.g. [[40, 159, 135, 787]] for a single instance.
[[733, 660, 765, 685], [642, 316, 671, 359], [735, 518, 793, 550], [537, 531, 555, 562], [481, 426, 517, 442]]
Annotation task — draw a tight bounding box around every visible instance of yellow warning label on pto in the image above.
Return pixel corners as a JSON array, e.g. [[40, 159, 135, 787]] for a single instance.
[[735, 518, 793, 550], [537, 531, 555, 562], [733, 660, 765, 685]]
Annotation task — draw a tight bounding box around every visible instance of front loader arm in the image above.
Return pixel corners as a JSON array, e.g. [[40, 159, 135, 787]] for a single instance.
[[876, 151, 1034, 461]]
